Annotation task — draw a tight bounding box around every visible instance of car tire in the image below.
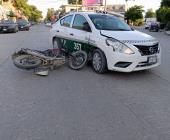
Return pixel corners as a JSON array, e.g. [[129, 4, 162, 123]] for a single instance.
[[92, 49, 107, 74], [14, 27, 17, 33]]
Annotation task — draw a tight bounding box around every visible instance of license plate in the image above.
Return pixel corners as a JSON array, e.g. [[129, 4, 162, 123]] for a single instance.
[[3, 28, 7, 31], [21, 27, 23, 28], [148, 56, 157, 64]]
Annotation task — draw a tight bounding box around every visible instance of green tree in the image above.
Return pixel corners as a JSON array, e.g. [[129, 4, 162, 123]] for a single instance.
[[13, 0, 30, 16], [68, 0, 82, 4], [8, 10, 15, 17], [46, 8, 55, 21], [125, 5, 144, 23], [29, 5, 42, 22], [161, 0, 170, 7], [145, 9, 156, 18], [13, 0, 42, 21], [156, 0, 170, 24]]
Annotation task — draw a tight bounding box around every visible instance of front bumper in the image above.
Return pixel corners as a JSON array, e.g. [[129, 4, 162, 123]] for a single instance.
[[18, 26, 29, 31], [0, 28, 15, 33], [107, 52, 161, 72]]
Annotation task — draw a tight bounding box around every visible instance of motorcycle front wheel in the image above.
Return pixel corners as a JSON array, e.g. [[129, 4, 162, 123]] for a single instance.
[[68, 51, 88, 70], [13, 54, 42, 70]]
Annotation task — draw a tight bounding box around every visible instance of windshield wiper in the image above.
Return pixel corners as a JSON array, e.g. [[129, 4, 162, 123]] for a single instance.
[[113, 29, 131, 31], [101, 28, 131, 31]]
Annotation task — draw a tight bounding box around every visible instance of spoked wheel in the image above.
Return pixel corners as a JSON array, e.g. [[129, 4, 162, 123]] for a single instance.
[[68, 51, 88, 70], [13, 54, 42, 70]]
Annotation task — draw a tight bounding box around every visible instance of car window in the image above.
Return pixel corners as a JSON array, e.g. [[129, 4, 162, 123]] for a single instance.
[[60, 15, 73, 27], [17, 20, 28, 25], [88, 14, 132, 31], [72, 14, 91, 31]]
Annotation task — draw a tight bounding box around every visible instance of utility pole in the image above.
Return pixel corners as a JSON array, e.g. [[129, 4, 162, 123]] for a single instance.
[[76, 0, 78, 12], [104, 0, 107, 11]]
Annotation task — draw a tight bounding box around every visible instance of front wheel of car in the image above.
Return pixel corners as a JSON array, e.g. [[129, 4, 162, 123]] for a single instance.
[[14, 27, 18, 33], [92, 49, 107, 74]]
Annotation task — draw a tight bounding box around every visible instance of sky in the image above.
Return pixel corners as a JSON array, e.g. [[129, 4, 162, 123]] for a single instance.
[[28, 0, 162, 18], [28, 0, 68, 17]]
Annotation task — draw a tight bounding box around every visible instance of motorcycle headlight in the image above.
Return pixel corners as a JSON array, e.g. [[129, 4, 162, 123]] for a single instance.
[[106, 38, 135, 55]]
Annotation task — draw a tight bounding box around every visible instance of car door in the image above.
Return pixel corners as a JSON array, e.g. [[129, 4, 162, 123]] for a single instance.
[[66, 14, 92, 53], [52, 14, 74, 49]]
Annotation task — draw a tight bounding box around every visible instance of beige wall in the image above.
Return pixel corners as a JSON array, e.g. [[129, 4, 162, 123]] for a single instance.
[[61, 5, 82, 13]]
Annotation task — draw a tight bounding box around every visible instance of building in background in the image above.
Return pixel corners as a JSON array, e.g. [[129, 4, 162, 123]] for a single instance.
[[60, 0, 125, 18], [60, 4, 82, 13], [82, 0, 125, 15], [82, 0, 102, 6], [0, 0, 25, 21]]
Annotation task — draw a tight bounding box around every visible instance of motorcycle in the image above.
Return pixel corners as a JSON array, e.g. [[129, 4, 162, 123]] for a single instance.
[[12, 47, 88, 75]]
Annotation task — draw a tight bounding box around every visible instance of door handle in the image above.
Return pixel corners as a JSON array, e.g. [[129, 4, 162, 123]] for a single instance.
[[56, 30, 59, 32], [70, 33, 74, 36]]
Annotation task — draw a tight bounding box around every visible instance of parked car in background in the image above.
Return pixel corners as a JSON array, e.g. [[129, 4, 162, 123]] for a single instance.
[[145, 22, 152, 29], [45, 21, 52, 27], [149, 22, 159, 32], [17, 19, 30, 31], [0, 20, 18, 33], [145, 18, 157, 29], [30, 21, 36, 26]]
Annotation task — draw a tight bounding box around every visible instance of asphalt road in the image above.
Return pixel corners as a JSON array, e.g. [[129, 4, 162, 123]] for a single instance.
[[0, 25, 170, 140]]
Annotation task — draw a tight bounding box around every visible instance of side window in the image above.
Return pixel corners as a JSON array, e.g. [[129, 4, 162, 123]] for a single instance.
[[60, 15, 73, 27], [72, 14, 91, 32]]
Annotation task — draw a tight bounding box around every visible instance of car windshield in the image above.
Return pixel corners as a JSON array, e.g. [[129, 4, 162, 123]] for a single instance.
[[88, 14, 132, 31], [0, 20, 14, 24], [17, 20, 28, 25]]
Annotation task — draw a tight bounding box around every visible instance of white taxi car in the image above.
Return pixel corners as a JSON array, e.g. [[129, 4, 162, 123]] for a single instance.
[[50, 12, 161, 73]]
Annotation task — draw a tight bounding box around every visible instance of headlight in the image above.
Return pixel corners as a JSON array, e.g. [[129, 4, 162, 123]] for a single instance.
[[106, 38, 134, 55]]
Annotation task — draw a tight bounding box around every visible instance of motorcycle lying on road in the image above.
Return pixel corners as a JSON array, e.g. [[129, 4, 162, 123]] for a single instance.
[[12, 47, 88, 76]]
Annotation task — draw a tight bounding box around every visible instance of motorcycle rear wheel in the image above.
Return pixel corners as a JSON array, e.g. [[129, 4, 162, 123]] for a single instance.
[[13, 54, 42, 70], [68, 51, 88, 70]]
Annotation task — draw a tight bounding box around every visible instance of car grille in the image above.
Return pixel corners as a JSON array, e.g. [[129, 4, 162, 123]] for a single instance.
[[134, 44, 159, 56]]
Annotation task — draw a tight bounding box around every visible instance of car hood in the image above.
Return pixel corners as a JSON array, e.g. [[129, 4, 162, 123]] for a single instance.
[[0, 23, 17, 26], [101, 30, 158, 45]]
